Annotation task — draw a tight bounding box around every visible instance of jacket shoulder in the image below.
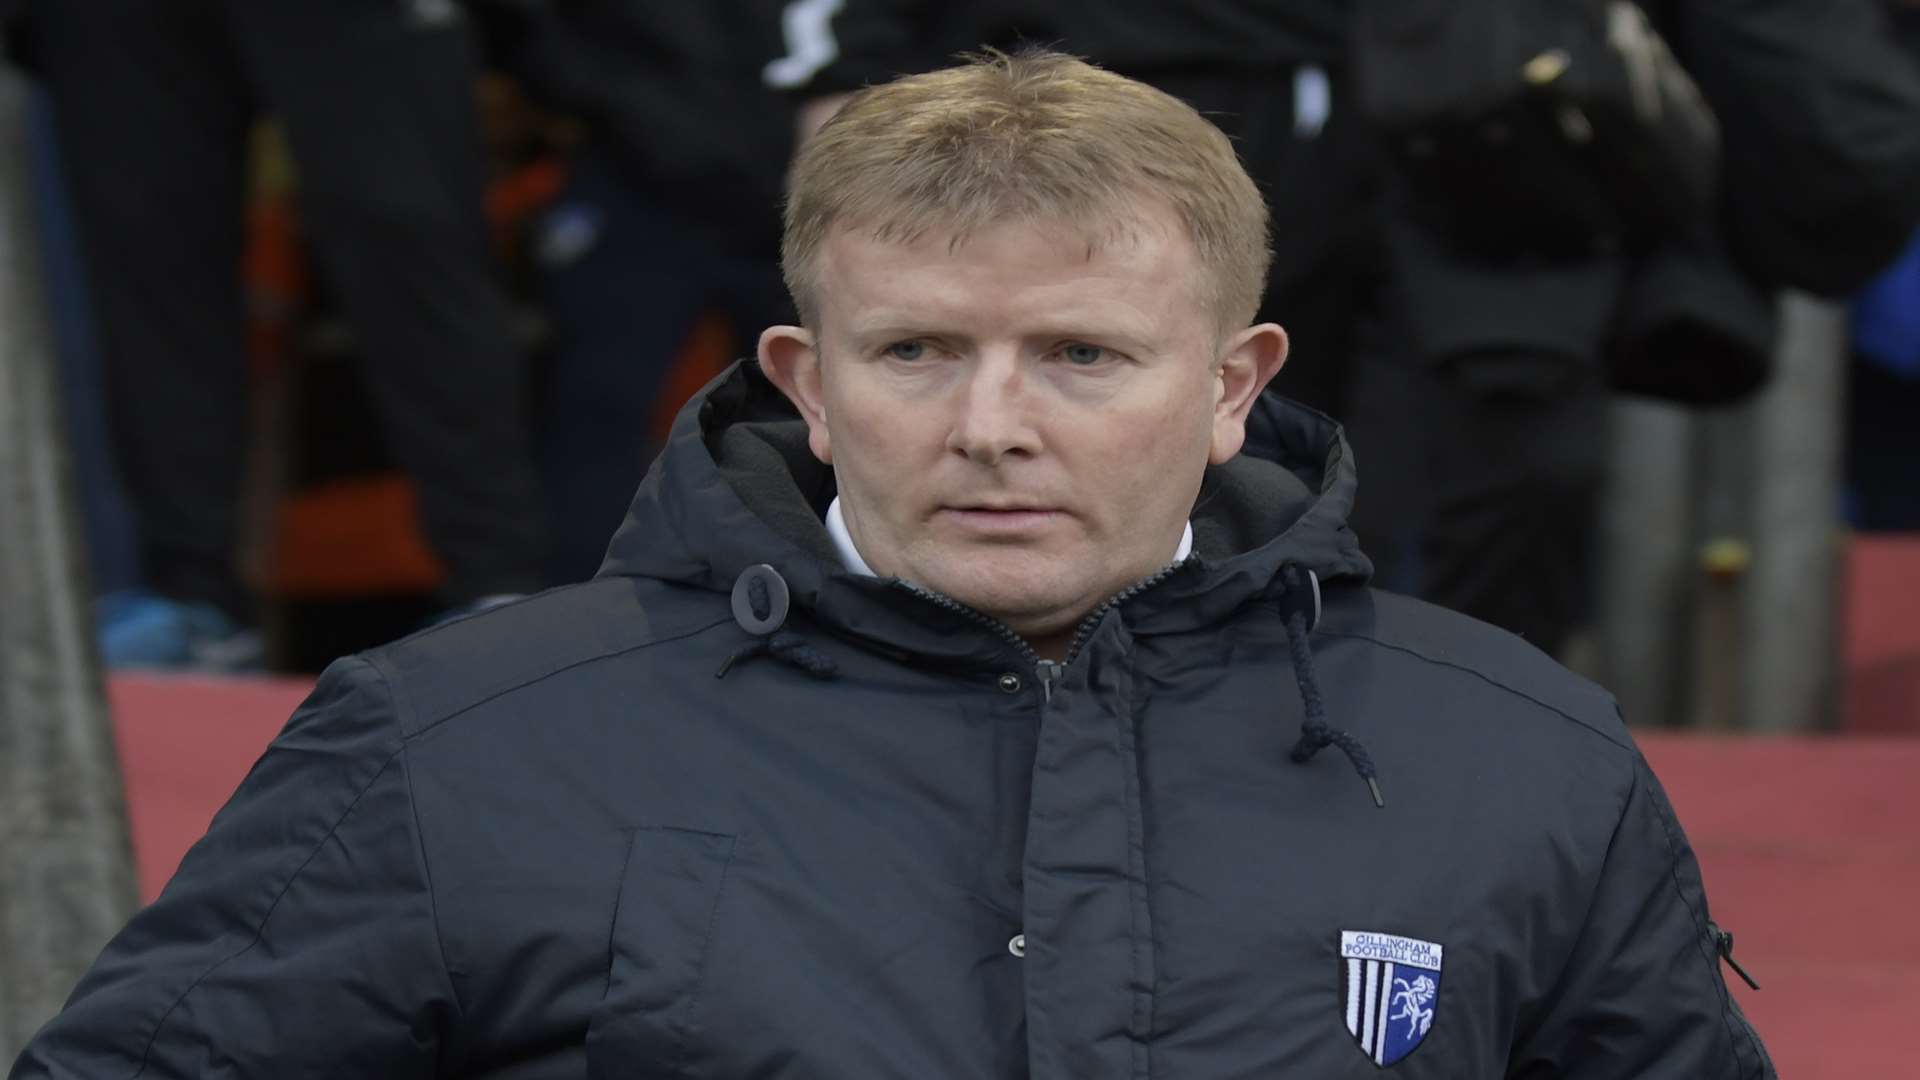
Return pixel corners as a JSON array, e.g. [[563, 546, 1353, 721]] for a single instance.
[[362, 577, 734, 738], [1323, 587, 1629, 751]]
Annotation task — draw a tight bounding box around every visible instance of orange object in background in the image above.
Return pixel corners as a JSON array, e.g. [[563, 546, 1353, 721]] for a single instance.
[[259, 306, 737, 602], [486, 156, 568, 259], [651, 311, 738, 445], [266, 475, 446, 597], [254, 150, 567, 604], [241, 122, 308, 382], [242, 195, 307, 379]]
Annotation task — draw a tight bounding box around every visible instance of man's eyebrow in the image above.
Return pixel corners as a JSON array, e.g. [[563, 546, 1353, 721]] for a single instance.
[[1014, 311, 1170, 355], [845, 324, 940, 344], [843, 315, 1167, 356], [843, 313, 967, 340], [1024, 321, 1153, 345]]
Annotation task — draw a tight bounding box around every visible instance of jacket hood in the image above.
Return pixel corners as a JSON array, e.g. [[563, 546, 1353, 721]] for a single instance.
[[598, 360, 1371, 668]]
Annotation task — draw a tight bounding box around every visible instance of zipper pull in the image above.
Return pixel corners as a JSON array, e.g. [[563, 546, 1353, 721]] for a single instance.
[[1034, 660, 1064, 705], [1709, 922, 1760, 990]]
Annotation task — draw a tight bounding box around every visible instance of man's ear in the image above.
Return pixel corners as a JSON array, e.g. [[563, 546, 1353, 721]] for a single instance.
[[1208, 322, 1289, 465], [758, 325, 833, 465]]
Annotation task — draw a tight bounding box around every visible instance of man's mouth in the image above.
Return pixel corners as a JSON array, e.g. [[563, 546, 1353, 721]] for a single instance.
[[949, 502, 1057, 513], [940, 505, 1064, 533]]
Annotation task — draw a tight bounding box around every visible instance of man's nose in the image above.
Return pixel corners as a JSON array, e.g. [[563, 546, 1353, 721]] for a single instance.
[[946, 355, 1040, 465]]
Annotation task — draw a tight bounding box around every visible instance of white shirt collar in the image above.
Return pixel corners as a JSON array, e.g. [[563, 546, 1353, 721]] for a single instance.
[[826, 496, 1193, 579], [825, 497, 877, 576]]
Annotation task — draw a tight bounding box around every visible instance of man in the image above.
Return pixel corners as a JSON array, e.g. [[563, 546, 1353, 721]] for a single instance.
[[12, 52, 1772, 1077]]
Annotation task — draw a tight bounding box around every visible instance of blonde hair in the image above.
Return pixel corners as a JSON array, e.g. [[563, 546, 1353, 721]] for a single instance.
[[783, 49, 1272, 330]]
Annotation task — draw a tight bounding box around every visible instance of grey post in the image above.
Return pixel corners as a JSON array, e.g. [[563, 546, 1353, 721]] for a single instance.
[[1740, 293, 1848, 732], [1599, 293, 1848, 732], [1686, 293, 1848, 732], [0, 66, 138, 1060], [1598, 398, 1698, 728]]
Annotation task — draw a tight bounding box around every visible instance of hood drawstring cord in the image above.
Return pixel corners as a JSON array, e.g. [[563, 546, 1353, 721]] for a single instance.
[[1280, 564, 1384, 808], [716, 565, 838, 680]]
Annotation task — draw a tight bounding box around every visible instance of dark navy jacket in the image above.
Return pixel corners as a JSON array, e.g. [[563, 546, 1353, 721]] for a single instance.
[[13, 363, 1773, 1077]]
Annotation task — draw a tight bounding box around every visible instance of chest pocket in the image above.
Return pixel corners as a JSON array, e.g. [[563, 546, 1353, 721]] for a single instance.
[[585, 826, 737, 1079]]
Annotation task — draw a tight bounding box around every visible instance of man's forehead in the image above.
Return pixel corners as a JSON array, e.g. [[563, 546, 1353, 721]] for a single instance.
[[814, 206, 1204, 333]]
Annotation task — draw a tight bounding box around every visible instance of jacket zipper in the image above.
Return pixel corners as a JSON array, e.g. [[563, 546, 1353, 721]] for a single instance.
[[1033, 660, 1064, 704], [892, 557, 1198, 704], [1058, 559, 1194, 667]]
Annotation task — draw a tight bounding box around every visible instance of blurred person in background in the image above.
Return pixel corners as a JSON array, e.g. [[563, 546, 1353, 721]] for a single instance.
[[14, 0, 549, 669], [474, 0, 798, 584], [782, 0, 1920, 659], [1352, 0, 1920, 653]]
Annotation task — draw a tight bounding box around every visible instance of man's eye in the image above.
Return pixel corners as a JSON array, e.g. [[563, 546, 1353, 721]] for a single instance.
[[884, 340, 927, 361], [1061, 343, 1106, 366]]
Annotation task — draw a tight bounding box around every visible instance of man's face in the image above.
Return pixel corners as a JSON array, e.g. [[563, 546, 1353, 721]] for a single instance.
[[762, 203, 1285, 651]]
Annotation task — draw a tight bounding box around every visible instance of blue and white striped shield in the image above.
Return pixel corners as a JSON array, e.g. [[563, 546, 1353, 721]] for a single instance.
[[1341, 930, 1443, 1067]]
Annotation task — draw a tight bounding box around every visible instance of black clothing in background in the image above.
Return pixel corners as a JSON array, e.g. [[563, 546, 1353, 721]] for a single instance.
[[529, 151, 793, 583], [486, 0, 795, 257], [1847, 356, 1920, 531], [793, 0, 1350, 94], [482, 0, 797, 583], [31, 0, 547, 618], [1655, 0, 1920, 297]]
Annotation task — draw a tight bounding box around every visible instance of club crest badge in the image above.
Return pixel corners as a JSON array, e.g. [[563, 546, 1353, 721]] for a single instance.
[[1341, 930, 1443, 1066]]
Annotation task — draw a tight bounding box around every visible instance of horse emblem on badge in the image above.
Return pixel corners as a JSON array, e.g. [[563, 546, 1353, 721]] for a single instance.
[[1340, 930, 1443, 1066]]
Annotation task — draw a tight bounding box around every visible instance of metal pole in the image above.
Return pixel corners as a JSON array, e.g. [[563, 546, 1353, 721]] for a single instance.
[[1741, 293, 1848, 732], [0, 67, 138, 1060], [1688, 406, 1758, 732], [1598, 398, 1698, 728]]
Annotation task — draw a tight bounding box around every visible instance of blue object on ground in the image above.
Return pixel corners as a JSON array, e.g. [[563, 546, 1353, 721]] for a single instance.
[[97, 589, 264, 672]]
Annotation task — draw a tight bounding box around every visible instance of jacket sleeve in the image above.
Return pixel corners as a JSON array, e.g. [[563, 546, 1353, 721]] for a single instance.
[[9, 657, 457, 1079], [1508, 749, 1774, 1079]]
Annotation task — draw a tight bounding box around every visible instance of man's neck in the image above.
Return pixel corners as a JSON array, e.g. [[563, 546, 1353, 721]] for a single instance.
[[1026, 631, 1073, 663]]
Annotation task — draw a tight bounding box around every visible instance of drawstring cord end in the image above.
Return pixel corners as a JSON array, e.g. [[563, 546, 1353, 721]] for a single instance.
[[716, 642, 761, 679], [1280, 564, 1384, 810], [1712, 924, 1761, 990]]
